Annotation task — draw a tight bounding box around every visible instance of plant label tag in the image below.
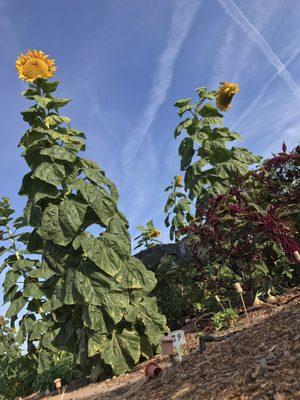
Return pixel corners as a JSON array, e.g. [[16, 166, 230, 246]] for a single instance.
[[170, 330, 186, 348]]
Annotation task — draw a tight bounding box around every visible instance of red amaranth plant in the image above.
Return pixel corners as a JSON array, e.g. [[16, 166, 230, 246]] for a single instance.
[[183, 144, 300, 295]]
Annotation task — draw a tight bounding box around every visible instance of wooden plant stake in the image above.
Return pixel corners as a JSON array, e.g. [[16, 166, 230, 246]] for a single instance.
[[234, 282, 251, 326], [215, 295, 225, 311]]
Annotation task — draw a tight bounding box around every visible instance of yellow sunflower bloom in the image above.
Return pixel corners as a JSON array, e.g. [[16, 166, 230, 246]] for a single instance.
[[175, 175, 183, 187], [148, 229, 160, 239], [16, 49, 56, 82], [216, 82, 239, 112]]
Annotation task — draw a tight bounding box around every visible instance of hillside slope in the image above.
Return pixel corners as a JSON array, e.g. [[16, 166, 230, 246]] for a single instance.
[[26, 288, 300, 400]]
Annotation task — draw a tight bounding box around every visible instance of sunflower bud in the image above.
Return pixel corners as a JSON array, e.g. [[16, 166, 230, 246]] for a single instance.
[[175, 175, 183, 187]]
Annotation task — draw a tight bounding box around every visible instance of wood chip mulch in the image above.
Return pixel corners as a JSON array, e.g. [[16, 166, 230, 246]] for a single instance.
[[26, 287, 300, 400]]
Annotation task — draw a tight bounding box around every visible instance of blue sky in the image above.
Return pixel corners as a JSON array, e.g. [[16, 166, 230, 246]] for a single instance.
[[1, 0, 300, 311]]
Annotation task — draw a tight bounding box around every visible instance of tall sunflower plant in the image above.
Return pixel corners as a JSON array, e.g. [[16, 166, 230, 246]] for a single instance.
[[164, 83, 261, 240], [2, 50, 167, 377]]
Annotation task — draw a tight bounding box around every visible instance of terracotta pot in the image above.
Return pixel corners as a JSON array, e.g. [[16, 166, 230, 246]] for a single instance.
[[54, 378, 62, 393], [160, 334, 174, 355], [145, 362, 162, 378]]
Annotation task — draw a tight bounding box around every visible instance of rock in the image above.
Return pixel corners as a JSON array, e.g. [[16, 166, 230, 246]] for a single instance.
[[250, 365, 261, 379], [134, 240, 192, 272], [273, 392, 285, 400]]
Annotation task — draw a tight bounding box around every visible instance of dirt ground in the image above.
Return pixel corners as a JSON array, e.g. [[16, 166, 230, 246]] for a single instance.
[[26, 287, 300, 400]]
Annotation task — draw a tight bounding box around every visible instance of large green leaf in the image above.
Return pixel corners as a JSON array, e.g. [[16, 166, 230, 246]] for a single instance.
[[174, 118, 193, 138], [33, 96, 53, 109], [53, 321, 74, 346], [199, 103, 223, 118], [44, 114, 70, 127], [23, 282, 44, 299], [102, 290, 128, 323], [74, 269, 105, 306], [88, 331, 107, 357], [78, 182, 117, 226], [102, 329, 140, 375], [28, 319, 49, 340], [32, 162, 66, 187], [52, 131, 84, 146], [73, 232, 126, 277], [43, 241, 79, 274], [174, 98, 191, 108], [3, 270, 20, 294], [125, 297, 166, 344], [116, 257, 157, 292], [107, 215, 130, 242], [232, 147, 261, 165], [6, 293, 26, 318], [19, 173, 59, 202], [39, 198, 87, 245], [40, 145, 76, 162], [24, 199, 42, 226], [48, 98, 71, 109], [63, 268, 77, 305], [82, 305, 113, 334], [29, 262, 53, 279], [179, 137, 194, 170], [19, 129, 46, 150], [21, 107, 38, 124]]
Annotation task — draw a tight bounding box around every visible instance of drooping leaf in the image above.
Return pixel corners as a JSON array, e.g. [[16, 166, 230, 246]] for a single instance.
[[78, 182, 117, 226], [3, 270, 20, 294], [73, 232, 126, 277], [23, 282, 44, 299], [44, 114, 70, 127], [40, 145, 77, 162], [125, 297, 166, 344], [102, 329, 140, 375], [39, 198, 87, 246], [32, 162, 66, 187], [179, 137, 194, 170], [6, 293, 26, 318], [116, 257, 157, 292]]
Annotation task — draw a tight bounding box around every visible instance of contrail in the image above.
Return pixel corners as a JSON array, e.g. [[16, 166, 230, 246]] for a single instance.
[[122, 0, 201, 167], [233, 48, 300, 129], [218, 0, 300, 100]]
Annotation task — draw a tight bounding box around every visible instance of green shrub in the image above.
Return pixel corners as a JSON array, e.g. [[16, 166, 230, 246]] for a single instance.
[[0, 355, 36, 400], [153, 255, 203, 329], [212, 308, 238, 331], [33, 353, 82, 392]]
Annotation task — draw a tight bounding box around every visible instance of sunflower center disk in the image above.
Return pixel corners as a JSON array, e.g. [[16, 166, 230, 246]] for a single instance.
[[22, 58, 49, 80]]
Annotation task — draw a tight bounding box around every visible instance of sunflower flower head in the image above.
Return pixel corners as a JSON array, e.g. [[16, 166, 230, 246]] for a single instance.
[[175, 175, 183, 187], [216, 82, 239, 112], [147, 229, 160, 239], [16, 50, 56, 82]]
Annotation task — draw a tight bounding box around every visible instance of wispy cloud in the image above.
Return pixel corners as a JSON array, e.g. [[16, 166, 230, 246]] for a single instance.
[[218, 0, 300, 100], [121, 0, 202, 168], [213, 25, 235, 80], [232, 48, 300, 129]]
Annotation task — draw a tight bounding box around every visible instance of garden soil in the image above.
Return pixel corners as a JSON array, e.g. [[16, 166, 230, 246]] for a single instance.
[[25, 287, 300, 400]]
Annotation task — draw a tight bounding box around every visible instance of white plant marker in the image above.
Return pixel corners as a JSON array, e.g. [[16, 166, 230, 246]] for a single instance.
[[170, 330, 186, 362]]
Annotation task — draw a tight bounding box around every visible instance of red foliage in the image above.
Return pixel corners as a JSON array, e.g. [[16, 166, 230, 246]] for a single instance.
[[184, 145, 300, 271]]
